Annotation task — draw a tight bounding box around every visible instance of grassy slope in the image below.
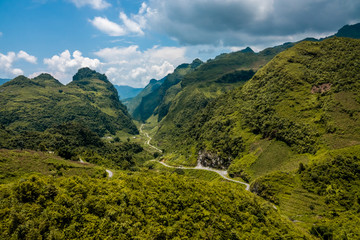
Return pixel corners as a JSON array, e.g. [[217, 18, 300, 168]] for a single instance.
[[0, 68, 137, 136], [0, 149, 107, 184]]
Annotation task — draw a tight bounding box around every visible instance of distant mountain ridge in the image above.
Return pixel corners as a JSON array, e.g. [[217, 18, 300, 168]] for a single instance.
[[0, 78, 11, 85], [114, 85, 143, 100], [132, 58, 203, 122], [123, 78, 164, 115], [0, 68, 137, 136], [335, 22, 360, 38]]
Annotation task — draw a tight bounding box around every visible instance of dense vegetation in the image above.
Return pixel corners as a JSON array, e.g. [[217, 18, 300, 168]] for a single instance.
[[0, 172, 309, 239], [0, 68, 137, 136], [0, 123, 148, 171], [250, 146, 360, 239]]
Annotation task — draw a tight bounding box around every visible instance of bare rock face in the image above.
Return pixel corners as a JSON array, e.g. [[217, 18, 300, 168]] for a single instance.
[[311, 83, 331, 94], [198, 150, 231, 170]]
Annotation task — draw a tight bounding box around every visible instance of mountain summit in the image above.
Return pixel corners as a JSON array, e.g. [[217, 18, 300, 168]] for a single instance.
[[0, 69, 137, 136]]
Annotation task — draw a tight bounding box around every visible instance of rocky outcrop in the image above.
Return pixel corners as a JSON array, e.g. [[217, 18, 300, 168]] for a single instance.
[[311, 83, 331, 94], [198, 150, 231, 170]]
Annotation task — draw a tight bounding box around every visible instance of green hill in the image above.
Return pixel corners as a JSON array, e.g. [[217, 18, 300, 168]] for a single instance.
[[0, 68, 137, 136]]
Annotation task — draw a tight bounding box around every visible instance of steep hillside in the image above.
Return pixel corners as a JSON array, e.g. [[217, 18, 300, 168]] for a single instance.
[[0, 149, 107, 183], [0, 68, 137, 136], [132, 59, 203, 122], [153, 44, 294, 150], [123, 78, 164, 115], [114, 85, 143, 100], [177, 37, 360, 173]]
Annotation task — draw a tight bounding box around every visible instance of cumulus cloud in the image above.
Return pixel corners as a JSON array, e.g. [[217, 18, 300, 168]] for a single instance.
[[147, 0, 360, 46], [43, 50, 101, 83], [69, 0, 110, 10], [95, 45, 187, 87], [90, 2, 150, 36], [0, 51, 37, 77], [17, 50, 37, 64]]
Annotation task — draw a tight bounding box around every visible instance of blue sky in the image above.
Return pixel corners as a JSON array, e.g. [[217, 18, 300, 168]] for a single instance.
[[0, 0, 359, 87]]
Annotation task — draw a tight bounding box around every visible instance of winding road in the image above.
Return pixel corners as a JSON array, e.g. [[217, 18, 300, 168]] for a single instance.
[[79, 157, 113, 178], [140, 124, 163, 153], [155, 160, 250, 191], [105, 169, 113, 178], [140, 123, 250, 191]]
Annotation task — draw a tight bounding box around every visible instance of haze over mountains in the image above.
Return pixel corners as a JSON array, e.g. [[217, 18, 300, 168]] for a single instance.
[[114, 85, 143, 100], [0, 78, 10, 85], [1, 22, 360, 239]]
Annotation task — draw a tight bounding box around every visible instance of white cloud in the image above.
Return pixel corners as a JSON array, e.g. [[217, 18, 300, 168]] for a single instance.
[[90, 2, 151, 37], [89, 17, 126, 36], [69, 0, 110, 10], [0, 32, 2, 37], [43, 50, 101, 83], [17, 50, 37, 64], [95, 45, 187, 87], [0, 50, 37, 77]]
